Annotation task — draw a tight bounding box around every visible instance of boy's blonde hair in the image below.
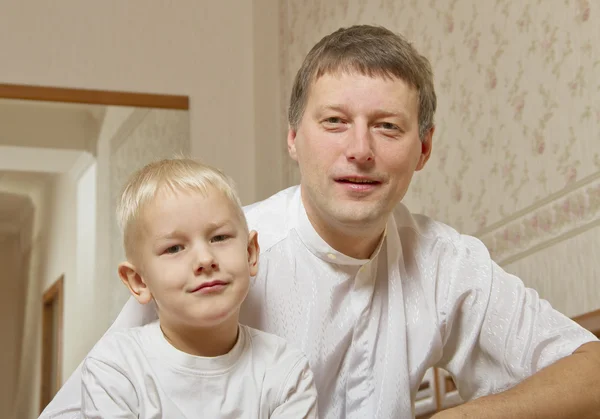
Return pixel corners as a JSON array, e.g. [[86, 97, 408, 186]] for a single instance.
[[116, 158, 248, 259]]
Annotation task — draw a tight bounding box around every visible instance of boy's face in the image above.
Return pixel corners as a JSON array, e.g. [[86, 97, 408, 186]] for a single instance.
[[120, 186, 258, 331]]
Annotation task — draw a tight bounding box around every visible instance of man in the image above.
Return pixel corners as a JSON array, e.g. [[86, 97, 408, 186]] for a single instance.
[[42, 25, 599, 419]]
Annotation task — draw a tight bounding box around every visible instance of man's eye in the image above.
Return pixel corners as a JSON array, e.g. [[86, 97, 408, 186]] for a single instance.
[[164, 245, 183, 254], [380, 122, 400, 130], [211, 235, 229, 243], [324, 117, 343, 124]]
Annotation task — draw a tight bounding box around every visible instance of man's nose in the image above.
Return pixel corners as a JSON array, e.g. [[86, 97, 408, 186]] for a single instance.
[[345, 123, 374, 164]]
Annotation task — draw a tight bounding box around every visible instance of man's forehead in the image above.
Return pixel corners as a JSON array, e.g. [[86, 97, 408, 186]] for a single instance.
[[312, 66, 416, 88], [307, 71, 419, 112]]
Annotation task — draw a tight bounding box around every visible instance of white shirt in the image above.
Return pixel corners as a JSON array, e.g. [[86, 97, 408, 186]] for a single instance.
[[41, 185, 599, 419], [81, 321, 318, 418]]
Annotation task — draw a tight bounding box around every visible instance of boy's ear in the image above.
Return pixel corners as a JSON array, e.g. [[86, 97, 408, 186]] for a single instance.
[[118, 261, 152, 304], [247, 230, 260, 277]]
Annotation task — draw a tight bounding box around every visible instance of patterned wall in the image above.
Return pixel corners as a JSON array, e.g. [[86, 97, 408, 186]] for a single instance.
[[279, 0, 599, 316], [108, 108, 190, 318]]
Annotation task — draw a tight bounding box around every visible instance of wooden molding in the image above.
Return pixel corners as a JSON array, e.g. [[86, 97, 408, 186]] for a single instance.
[[0, 83, 189, 110]]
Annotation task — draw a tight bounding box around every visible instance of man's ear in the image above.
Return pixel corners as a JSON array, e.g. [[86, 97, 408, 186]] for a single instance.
[[416, 125, 434, 171], [287, 127, 299, 161], [118, 261, 152, 304], [247, 230, 260, 277]]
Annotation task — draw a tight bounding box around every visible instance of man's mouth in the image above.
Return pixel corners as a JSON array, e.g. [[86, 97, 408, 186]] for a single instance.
[[335, 177, 381, 184]]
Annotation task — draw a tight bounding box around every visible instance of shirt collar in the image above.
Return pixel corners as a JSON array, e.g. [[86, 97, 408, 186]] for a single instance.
[[293, 190, 387, 266]]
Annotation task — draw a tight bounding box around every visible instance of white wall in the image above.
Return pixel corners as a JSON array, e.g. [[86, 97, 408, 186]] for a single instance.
[[1, 175, 50, 419], [0, 2, 284, 415], [9, 171, 78, 419], [0, 0, 276, 205], [69, 162, 97, 373], [253, 0, 285, 201], [94, 107, 137, 334]]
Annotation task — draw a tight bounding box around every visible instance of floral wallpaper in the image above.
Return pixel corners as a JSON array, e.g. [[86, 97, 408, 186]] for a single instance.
[[279, 0, 599, 316]]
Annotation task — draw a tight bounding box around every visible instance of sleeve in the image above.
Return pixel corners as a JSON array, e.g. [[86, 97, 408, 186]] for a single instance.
[[39, 297, 155, 418], [435, 234, 599, 401], [81, 357, 138, 419], [271, 355, 319, 419]]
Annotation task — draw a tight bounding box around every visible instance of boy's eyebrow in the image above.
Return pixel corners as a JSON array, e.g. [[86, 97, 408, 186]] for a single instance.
[[155, 220, 234, 239], [155, 229, 186, 240], [204, 220, 234, 231]]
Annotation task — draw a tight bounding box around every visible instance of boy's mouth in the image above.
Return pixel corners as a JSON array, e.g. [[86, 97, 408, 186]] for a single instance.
[[189, 280, 229, 294]]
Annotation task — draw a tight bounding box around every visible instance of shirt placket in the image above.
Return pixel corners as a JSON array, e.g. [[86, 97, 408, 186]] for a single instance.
[[345, 260, 377, 417]]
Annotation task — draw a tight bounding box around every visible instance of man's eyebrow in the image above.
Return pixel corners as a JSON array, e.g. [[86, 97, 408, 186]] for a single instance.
[[371, 109, 410, 124], [316, 105, 411, 123]]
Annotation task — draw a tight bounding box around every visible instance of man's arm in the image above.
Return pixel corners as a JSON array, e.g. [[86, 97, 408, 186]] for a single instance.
[[433, 234, 599, 417], [81, 356, 138, 419], [434, 341, 600, 419], [39, 297, 157, 418], [271, 355, 319, 418]]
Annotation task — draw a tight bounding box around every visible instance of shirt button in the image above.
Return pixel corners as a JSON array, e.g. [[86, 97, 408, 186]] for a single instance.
[[327, 253, 336, 260]]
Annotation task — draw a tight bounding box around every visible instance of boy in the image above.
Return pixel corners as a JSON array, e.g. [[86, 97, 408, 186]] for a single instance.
[[81, 158, 318, 418]]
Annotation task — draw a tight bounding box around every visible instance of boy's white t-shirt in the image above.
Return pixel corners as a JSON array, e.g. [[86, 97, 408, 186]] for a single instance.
[[81, 320, 318, 418]]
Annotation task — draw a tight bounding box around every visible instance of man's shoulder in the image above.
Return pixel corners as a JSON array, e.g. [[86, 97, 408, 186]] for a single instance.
[[392, 203, 487, 257], [240, 326, 315, 409], [243, 185, 300, 252], [393, 203, 461, 242], [84, 324, 150, 366], [242, 324, 307, 368]]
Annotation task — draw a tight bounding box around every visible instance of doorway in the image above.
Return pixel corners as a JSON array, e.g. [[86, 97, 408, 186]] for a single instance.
[[39, 276, 64, 414]]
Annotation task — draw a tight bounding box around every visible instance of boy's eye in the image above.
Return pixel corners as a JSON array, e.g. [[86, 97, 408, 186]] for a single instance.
[[164, 245, 183, 254], [211, 234, 229, 243]]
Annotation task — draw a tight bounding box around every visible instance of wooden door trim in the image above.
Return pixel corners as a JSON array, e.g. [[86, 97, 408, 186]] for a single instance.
[[40, 275, 65, 413], [0, 83, 189, 110]]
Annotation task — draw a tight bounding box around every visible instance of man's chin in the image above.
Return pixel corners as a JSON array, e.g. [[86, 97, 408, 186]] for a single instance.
[[330, 206, 386, 229]]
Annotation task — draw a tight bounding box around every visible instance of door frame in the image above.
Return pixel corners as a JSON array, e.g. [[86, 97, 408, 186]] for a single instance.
[[0, 83, 189, 109], [40, 275, 64, 414]]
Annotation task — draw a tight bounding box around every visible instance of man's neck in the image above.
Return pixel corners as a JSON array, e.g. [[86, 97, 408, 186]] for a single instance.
[[159, 313, 239, 357], [306, 209, 386, 260]]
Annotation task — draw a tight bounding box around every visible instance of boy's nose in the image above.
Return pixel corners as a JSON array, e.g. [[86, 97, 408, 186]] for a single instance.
[[195, 262, 217, 274], [194, 249, 218, 274]]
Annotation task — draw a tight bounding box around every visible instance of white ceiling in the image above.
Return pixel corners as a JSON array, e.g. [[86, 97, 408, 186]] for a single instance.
[[0, 98, 106, 153]]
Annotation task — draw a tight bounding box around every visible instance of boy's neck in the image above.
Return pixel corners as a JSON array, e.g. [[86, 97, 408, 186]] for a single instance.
[[159, 314, 240, 357]]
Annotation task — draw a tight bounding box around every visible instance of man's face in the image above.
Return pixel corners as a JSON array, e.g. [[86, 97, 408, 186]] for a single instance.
[[129, 187, 258, 331], [288, 72, 433, 235]]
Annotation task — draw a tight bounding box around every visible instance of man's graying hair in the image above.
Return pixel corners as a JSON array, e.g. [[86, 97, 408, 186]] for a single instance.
[[288, 25, 437, 141]]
